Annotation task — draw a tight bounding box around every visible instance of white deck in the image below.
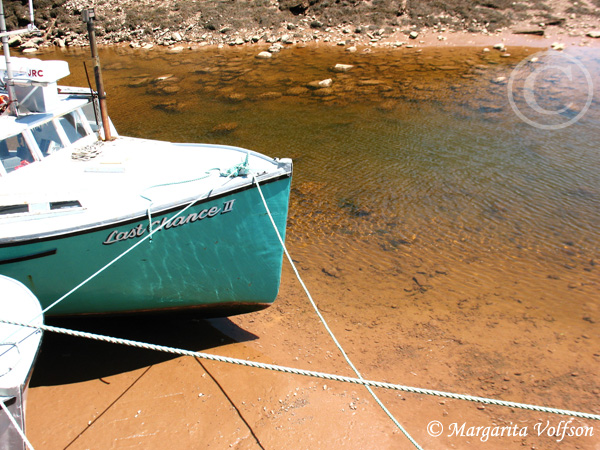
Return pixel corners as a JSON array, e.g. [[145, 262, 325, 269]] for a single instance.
[[0, 135, 291, 242]]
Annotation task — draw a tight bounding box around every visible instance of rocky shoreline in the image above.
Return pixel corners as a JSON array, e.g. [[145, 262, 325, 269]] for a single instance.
[[4, 0, 600, 53]]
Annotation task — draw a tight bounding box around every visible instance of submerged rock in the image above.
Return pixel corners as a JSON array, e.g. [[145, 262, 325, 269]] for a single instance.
[[153, 100, 183, 113], [210, 122, 239, 134], [307, 78, 333, 89], [256, 51, 273, 59], [285, 86, 310, 96], [332, 64, 354, 73]]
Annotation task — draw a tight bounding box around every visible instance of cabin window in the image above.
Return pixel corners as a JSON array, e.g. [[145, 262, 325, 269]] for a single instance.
[[0, 204, 29, 215], [0, 134, 35, 173], [31, 121, 64, 157], [59, 111, 88, 144], [81, 101, 100, 132], [50, 200, 82, 210]]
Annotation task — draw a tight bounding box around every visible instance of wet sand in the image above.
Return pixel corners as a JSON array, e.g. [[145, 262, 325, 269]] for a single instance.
[[25, 35, 599, 449]]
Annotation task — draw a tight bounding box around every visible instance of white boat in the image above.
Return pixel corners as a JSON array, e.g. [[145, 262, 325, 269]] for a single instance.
[[0, 7, 293, 316], [0, 275, 43, 450]]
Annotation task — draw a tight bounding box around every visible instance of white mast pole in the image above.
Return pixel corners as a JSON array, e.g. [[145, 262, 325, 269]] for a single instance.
[[0, 0, 19, 116]]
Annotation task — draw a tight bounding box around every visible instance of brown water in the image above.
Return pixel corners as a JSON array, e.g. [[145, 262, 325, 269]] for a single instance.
[[27, 45, 599, 449], [51, 45, 599, 309]]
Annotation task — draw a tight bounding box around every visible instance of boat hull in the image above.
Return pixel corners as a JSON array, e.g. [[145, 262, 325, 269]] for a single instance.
[[0, 175, 291, 316]]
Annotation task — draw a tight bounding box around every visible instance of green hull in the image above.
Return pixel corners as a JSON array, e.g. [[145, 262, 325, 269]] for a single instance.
[[0, 176, 291, 316]]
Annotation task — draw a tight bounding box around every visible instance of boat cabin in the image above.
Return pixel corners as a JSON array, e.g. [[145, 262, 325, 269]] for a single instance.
[[0, 58, 111, 177]]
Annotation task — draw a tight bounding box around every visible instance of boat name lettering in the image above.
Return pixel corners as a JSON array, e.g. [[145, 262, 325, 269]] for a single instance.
[[102, 199, 235, 245]]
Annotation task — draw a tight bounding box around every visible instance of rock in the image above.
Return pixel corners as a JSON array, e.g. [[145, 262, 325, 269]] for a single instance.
[[223, 92, 247, 102], [312, 88, 334, 98], [257, 91, 282, 100], [285, 86, 309, 96], [20, 39, 38, 50], [256, 51, 273, 59], [346, 46, 357, 53], [513, 29, 544, 36], [172, 32, 182, 41], [413, 273, 428, 287], [155, 85, 180, 95], [332, 63, 354, 73], [307, 78, 332, 89], [8, 36, 22, 47], [409, 31, 419, 39], [587, 31, 600, 38], [153, 100, 183, 114], [551, 42, 565, 50], [154, 75, 175, 83], [357, 79, 383, 86], [493, 43, 505, 51], [269, 43, 283, 53], [128, 77, 151, 88], [210, 122, 238, 134], [321, 266, 339, 278]]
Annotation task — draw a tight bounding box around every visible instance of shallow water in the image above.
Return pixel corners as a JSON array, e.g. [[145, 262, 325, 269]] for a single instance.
[[46, 44, 599, 311]]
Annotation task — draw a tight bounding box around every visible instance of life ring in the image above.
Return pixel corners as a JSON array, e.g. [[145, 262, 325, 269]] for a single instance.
[[0, 94, 9, 114], [14, 160, 30, 170]]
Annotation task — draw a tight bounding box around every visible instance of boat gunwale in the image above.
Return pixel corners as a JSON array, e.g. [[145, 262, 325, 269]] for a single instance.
[[0, 170, 291, 248]]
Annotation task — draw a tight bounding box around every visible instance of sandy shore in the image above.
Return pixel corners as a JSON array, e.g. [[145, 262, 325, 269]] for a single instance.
[[22, 32, 600, 450]]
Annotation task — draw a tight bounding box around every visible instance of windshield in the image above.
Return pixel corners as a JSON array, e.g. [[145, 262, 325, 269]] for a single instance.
[[31, 121, 64, 157], [0, 133, 35, 173]]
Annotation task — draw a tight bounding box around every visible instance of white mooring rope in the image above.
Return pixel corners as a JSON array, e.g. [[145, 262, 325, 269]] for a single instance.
[[1, 318, 598, 423]]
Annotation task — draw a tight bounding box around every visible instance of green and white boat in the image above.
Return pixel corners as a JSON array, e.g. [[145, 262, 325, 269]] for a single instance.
[[0, 14, 292, 317]]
